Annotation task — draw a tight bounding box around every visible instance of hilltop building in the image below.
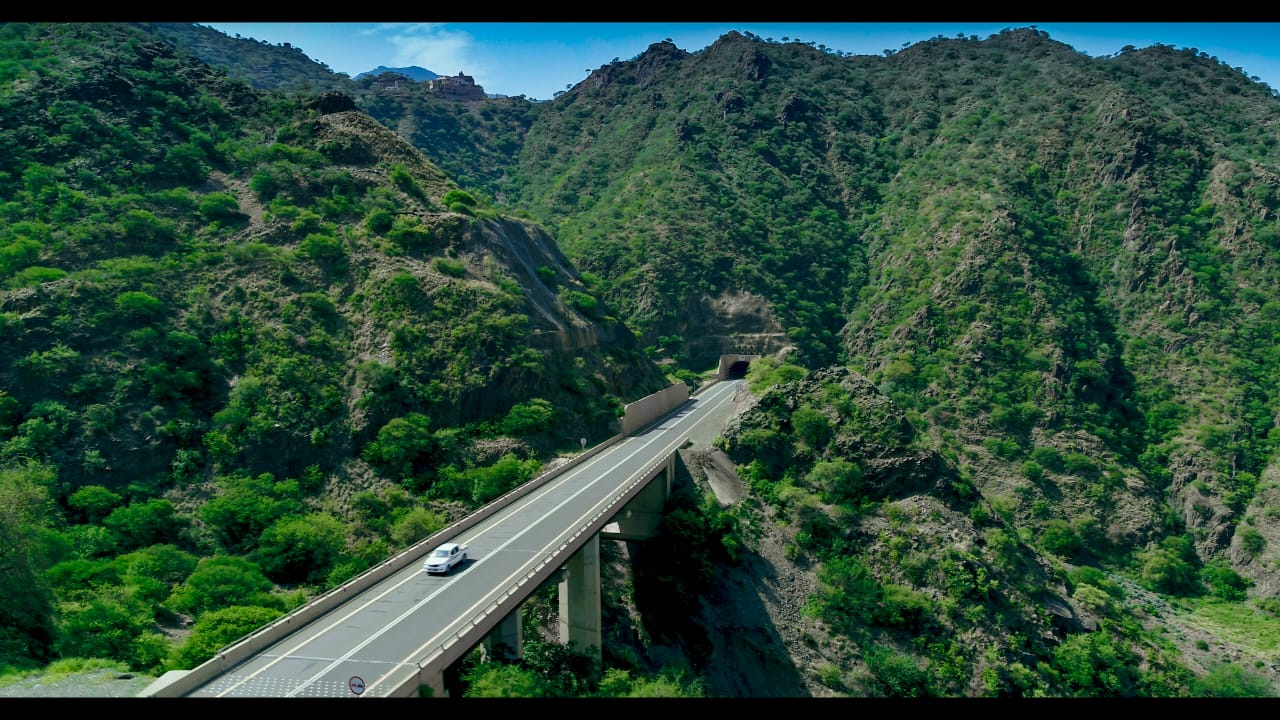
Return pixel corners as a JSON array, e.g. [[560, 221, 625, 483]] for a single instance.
[[425, 72, 486, 101]]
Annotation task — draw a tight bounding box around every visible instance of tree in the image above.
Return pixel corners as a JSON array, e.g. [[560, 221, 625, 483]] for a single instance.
[[792, 405, 832, 450], [172, 605, 284, 669], [363, 413, 441, 479], [1136, 536, 1203, 596], [165, 555, 278, 616], [389, 506, 446, 547], [199, 473, 303, 554], [66, 485, 123, 523], [251, 513, 347, 585], [501, 398, 556, 436], [53, 596, 169, 671], [0, 462, 59, 667], [102, 499, 187, 551]]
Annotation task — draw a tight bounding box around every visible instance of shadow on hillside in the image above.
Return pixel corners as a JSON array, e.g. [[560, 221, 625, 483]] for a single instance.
[[614, 454, 811, 697]]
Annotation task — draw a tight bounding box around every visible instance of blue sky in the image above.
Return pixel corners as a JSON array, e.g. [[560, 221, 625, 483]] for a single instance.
[[200, 22, 1280, 102]]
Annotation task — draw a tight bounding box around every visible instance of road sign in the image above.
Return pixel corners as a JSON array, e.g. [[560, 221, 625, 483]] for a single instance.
[[349, 676, 366, 696]]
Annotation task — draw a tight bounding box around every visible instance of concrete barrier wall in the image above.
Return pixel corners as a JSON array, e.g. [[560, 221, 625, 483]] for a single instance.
[[620, 382, 689, 435], [143, 381, 695, 698], [141, 428, 626, 698]]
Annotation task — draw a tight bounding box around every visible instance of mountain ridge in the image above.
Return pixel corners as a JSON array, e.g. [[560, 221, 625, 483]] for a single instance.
[[3, 21, 1280, 698], [353, 65, 439, 82]]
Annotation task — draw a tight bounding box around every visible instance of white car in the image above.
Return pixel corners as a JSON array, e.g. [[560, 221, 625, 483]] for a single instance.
[[423, 542, 466, 575]]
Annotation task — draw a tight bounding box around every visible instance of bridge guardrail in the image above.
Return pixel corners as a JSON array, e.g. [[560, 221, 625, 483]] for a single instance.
[[398, 417, 685, 696], [141, 428, 629, 698], [143, 380, 706, 697]]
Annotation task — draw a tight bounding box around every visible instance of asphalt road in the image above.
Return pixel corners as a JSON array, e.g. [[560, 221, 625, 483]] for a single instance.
[[182, 379, 745, 698]]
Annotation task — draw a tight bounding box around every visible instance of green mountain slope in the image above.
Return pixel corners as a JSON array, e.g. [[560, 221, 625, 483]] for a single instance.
[[496, 26, 1280, 574], [0, 21, 669, 680], [5, 21, 1280, 698]]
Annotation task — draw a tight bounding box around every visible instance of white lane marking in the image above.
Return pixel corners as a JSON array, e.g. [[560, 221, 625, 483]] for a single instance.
[[216, 381, 742, 697], [368, 380, 741, 693]]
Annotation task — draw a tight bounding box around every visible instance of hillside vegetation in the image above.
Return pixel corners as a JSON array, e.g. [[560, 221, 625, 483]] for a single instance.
[[2, 21, 1280, 698]]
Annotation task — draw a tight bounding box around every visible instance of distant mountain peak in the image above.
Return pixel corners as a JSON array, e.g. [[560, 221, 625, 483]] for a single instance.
[[355, 65, 439, 82]]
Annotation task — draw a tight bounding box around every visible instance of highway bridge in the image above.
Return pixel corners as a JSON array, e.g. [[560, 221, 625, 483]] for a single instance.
[[141, 370, 750, 699]]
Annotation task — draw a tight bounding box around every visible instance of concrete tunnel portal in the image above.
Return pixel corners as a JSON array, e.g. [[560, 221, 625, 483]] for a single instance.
[[717, 354, 758, 380]]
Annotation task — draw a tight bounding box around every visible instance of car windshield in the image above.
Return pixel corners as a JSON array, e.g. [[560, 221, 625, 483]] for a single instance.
[[432, 548, 451, 558]]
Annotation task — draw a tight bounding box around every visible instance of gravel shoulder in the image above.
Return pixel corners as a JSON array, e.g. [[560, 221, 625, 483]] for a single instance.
[[0, 668, 159, 698]]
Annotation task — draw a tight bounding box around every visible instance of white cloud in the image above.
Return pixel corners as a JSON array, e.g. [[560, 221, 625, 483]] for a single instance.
[[386, 25, 488, 85]]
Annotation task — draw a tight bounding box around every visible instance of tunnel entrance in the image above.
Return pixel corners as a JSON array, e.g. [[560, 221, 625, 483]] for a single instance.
[[717, 354, 759, 380]]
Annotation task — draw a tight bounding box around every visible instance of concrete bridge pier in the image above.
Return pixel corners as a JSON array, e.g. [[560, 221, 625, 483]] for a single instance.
[[482, 610, 523, 663], [558, 534, 601, 664], [603, 454, 674, 541]]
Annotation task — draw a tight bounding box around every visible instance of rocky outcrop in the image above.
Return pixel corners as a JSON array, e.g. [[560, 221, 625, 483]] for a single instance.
[[679, 290, 790, 368], [309, 90, 356, 114]]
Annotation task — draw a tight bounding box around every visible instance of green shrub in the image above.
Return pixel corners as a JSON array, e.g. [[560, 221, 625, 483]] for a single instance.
[[66, 485, 124, 524], [1199, 561, 1252, 601], [1020, 460, 1044, 482], [432, 257, 466, 278], [1062, 451, 1099, 478], [1136, 536, 1203, 596], [792, 405, 832, 450], [1040, 518, 1082, 559], [389, 507, 447, 547], [1031, 446, 1064, 471], [299, 233, 345, 267], [1190, 663, 1276, 698], [199, 472, 304, 554], [865, 648, 935, 697], [6, 266, 66, 287], [502, 398, 556, 436], [363, 413, 443, 479], [806, 459, 864, 504], [251, 512, 347, 585], [198, 192, 244, 222], [562, 289, 599, 317], [172, 605, 284, 669], [442, 189, 476, 209], [983, 437, 1020, 460], [1, 236, 43, 276], [745, 356, 808, 394], [165, 556, 278, 616], [389, 164, 424, 200], [365, 208, 394, 235], [52, 597, 168, 672], [817, 664, 844, 689], [1066, 566, 1124, 598], [101, 499, 186, 551], [249, 170, 280, 200], [1050, 629, 1137, 695], [387, 217, 433, 251], [116, 291, 164, 321], [1239, 526, 1267, 556]]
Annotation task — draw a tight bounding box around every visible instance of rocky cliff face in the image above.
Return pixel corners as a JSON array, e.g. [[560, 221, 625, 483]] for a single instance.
[[680, 289, 791, 369]]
